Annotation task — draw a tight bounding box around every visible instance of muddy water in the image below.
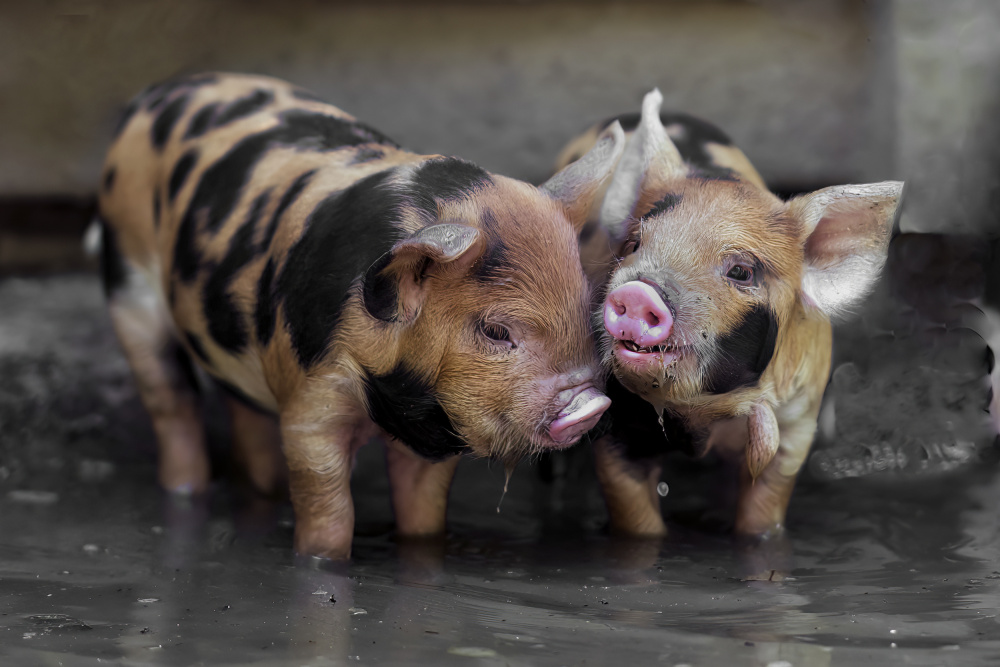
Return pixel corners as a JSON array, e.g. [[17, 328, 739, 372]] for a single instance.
[[2, 275, 1000, 666]]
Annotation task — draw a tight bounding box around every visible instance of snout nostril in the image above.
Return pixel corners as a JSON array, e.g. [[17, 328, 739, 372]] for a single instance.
[[647, 313, 660, 327], [612, 301, 626, 316]]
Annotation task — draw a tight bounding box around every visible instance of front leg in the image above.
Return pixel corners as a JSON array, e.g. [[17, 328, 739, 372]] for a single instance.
[[384, 439, 460, 536], [280, 386, 374, 560], [735, 397, 818, 538], [593, 435, 666, 536]]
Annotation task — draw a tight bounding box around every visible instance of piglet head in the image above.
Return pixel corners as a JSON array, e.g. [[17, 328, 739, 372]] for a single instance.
[[593, 89, 904, 403], [357, 124, 625, 464]]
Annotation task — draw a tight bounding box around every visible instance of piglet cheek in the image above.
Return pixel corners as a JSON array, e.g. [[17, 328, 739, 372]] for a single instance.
[[547, 386, 611, 446]]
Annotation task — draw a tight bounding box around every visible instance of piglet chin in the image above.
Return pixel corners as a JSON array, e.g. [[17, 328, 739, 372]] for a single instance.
[[547, 386, 611, 447]]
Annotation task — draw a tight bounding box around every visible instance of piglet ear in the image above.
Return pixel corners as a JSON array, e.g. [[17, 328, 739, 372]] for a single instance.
[[786, 181, 904, 319], [540, 120, 625, 233], [362, 223, 483, 322], [599, 88, 688, 242]]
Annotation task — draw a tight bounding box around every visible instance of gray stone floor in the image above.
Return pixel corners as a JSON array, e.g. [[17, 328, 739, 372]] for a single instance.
[[2, 275, 1000, 666]]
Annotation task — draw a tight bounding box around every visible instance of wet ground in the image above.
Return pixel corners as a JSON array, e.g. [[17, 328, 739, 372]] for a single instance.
[[3, 273, 1000, 666]]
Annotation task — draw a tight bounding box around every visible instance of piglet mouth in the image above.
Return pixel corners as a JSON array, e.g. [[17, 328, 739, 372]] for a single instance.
[[614, 339, 685, 365], [546, 385, 611, 447], [620, 340, 680, 355]]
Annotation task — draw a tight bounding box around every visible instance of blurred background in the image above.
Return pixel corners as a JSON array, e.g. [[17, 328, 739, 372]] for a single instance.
[[2, 0, 999, 273]]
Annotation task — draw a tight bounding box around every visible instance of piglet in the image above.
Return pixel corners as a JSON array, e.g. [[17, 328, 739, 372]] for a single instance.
[[97, 73, 623, 558], [558, 90, 903, 540]]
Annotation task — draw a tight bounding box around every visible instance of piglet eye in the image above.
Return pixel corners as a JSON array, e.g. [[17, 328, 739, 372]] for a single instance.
[[726, 264, 754, 283], [481, 322, 513, 347]]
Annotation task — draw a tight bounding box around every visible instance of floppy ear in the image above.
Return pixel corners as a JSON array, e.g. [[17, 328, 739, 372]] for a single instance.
[[540, 120, 626, 232], [599, 88, 688, 242], [786, 181, 904, 319], [362, 223, 483, 322]]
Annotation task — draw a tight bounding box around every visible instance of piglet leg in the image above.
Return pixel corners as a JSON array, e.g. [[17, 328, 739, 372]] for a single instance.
[[746, 401, 780, 480], [594, 435, 666, 536], [280, 388, 371, 559], [385, 439, 460, 536], [735, 401, 817, 538], [224, 394, 286, 496]]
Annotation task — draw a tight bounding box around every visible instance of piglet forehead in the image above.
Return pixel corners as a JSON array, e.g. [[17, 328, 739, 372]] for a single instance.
[[635, 180, 797, 265]]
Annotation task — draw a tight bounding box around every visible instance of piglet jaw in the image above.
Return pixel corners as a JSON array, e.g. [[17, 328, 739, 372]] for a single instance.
[[548, 386, 611, 446]]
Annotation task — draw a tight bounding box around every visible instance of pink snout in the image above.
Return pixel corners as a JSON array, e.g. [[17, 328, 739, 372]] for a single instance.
[[548, 386, 611, 446], [603, 281, 674, 347]]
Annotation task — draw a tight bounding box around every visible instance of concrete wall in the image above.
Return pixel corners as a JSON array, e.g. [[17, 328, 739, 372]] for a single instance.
[[1, 0, 998, 234]]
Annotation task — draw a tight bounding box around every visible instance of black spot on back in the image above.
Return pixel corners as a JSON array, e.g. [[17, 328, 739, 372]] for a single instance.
[[260, 169, 316, 249], [214, 88, 274, 128], [185, 331, 212, 366], [704, 305, 778, 394], [603, 110, 735, 174], [168, 149, 198, 202], [363, 364, 467, 461], [277, 169, 402, 367], [351, 146, 385, 164], [184, 102, 218, 139], [103, 167, 116, 193], [279, 109, 399, 151], [173, 109, 400, 284], [254, 257, 277, 346], [408, 158, 493, 219], [98, 218, 127, 297], [642, 193, 682, 219], [202, 192, 270, 353], [151, 94, 190, 150], [142, 73, 217, 111]]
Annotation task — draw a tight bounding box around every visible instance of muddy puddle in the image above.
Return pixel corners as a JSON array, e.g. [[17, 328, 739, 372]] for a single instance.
[[2, 275, 1000, 666]]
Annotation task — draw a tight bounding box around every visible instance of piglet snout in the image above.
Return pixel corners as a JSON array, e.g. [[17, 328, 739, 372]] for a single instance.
[[604, 281, 674, 348], [548, 385, 610, 445]]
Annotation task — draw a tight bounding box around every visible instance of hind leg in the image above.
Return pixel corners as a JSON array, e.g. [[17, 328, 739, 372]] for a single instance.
[[222, 392, 286, 496], [103, 230, 209, 493]]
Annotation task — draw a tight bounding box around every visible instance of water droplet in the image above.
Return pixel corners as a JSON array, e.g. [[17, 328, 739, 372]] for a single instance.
[[656, 482, 669, 497]]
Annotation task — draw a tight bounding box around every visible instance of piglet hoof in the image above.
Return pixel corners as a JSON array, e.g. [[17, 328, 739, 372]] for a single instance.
[[607, 535, 663, 578], [396, 535, 449, 585], [736, 531, 792, 582], [293, 526, 353, 561]]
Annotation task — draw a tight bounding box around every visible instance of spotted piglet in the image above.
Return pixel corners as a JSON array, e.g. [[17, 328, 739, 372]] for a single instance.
[[98, 73, 624, 558], [557, 90, 903, 540]]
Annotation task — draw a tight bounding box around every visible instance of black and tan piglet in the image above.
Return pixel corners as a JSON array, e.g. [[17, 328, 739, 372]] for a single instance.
[[557, 90, 903, 540], [98, 73, 624, 558]]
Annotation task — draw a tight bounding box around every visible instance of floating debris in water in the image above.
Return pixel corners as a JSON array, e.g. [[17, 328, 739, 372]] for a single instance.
[[82, 544, 100, 554], [349, 607, 367, 616], [27, 614, 91, 631], [137, 598, 160, 604]]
